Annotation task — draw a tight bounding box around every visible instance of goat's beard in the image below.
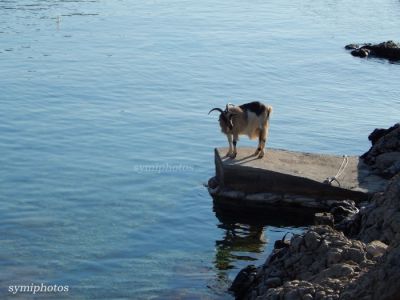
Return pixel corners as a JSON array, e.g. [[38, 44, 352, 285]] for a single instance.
[[220, 125, 230, 135]]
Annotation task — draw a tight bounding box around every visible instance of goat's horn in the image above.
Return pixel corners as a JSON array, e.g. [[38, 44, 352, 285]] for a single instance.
[[208, 108, 224, 115]]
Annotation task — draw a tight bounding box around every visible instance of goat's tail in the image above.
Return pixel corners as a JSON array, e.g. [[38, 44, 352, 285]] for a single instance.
[[266, 106, 272, 119], [264, 106, 272, 127], [264, 105, 272, 141]]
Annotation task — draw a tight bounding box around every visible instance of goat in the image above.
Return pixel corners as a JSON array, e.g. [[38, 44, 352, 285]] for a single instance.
[[209, 101, 272, 159]]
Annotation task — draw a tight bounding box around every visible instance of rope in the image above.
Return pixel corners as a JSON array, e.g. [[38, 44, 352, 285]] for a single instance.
[[324, 155, 349, 187]]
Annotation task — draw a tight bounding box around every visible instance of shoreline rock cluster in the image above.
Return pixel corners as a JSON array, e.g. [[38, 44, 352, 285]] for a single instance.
[[230, 123, 400, 300], [345, 41, 400, 61]]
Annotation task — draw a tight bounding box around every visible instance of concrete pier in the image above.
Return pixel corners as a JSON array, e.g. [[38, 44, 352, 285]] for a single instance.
[[208, 147, 388, 212]]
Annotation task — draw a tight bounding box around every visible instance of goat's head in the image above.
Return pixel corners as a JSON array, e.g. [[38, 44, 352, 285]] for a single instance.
[[208, 106, 234, 133]]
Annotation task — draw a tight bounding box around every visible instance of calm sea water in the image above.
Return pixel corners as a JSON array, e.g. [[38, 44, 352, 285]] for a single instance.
[[0, 0, 399, 299]]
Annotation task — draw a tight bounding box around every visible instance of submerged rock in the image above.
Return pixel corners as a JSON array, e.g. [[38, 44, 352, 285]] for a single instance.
[[345, 41, 400, 61]]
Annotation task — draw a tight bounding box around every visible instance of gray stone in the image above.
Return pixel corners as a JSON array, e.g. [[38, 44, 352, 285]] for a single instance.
[[302, 294, 313, 300], [366, 240, 388, 258], [375, 152, 400, 171], [284, 289, 300, 300], [304, 231, 321, 250], [315, 212, 334, 226], [344, 247, 366, 264], [318, 263, 354, 279], [291, 235, 304, 252], [315, 290, 326, 300], [327, 248, 343, 265], [265, 277, 282, 288]]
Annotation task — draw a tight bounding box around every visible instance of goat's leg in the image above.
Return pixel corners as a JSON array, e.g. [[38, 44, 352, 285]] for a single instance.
[[254, 129, 262, 156], [258, 127, 267, 158], [225, 134, 234, 157], [229, 133, 238, 159]]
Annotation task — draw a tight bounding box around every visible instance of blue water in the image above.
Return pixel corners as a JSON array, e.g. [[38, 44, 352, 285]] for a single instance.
[[0, 0, 399, 299]]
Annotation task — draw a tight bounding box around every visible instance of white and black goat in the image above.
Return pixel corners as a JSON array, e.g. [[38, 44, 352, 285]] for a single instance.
[[209, 101, 272, 159]]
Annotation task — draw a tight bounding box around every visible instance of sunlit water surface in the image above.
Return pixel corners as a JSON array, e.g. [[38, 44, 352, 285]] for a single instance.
[[0, 0, 399, 298]]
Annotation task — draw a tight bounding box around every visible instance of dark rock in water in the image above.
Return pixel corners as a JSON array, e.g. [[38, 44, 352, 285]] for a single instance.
[[345, 40, 400, 61], [229, 265, 258, 299], [351, 48, 370, 58], [345, 44, 359, 50]]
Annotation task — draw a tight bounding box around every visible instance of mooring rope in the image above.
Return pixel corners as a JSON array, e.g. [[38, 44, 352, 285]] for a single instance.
[[324, 155, 349, 187]]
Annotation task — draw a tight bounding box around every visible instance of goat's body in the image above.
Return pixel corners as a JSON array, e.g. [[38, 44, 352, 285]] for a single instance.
[[238, 111, 264, 140], [211, 101, 272, 159]]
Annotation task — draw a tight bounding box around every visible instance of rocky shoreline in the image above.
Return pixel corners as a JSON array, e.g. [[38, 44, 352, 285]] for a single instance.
[[230, 123, 400, 300]]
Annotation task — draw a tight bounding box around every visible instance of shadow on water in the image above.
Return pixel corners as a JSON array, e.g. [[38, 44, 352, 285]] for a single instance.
[[210, 202, 314, 296]]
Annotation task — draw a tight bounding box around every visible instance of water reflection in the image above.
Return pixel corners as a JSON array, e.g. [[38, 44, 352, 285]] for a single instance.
[[210, 218, 266, 298], [211, 203, 314, 295], [214, 222, 265, 271]]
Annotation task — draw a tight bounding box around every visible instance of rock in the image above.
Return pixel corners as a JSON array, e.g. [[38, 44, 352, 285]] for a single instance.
[[384, 161, 400, 178], [283, 289, 300, 300], [229, 265, 257, 298], [330, 205, 357, 223], [326, 248, 343, 265], [302, 293, 313, 300], [317, 263, 354, 279], [346, 41, 400, 61], [351, 48, 370, 58], [314, 212, 334, 226], [354, 174, 400, 244], [368, 124, 400, 145], [343, 247, 365, 264], [315, 290, 326, 300], [290, 235, 303, 252], [366, 240, 388, 258], [344, 44, 359, 50], [275, 238, 291, 250], [265, 277, 282, 288], [304, 231, 321, 250], [361, 123, 400, 178], [375, 152, 400, 178]]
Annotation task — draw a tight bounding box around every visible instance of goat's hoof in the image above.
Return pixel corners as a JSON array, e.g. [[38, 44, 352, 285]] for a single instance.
[[229, 153, 237, 159], [258, 153, 264, 159], [253, 150, 260, 156]]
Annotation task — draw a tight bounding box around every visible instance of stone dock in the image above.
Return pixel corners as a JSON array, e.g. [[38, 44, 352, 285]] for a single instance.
[[208, 147, 388, 213]]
